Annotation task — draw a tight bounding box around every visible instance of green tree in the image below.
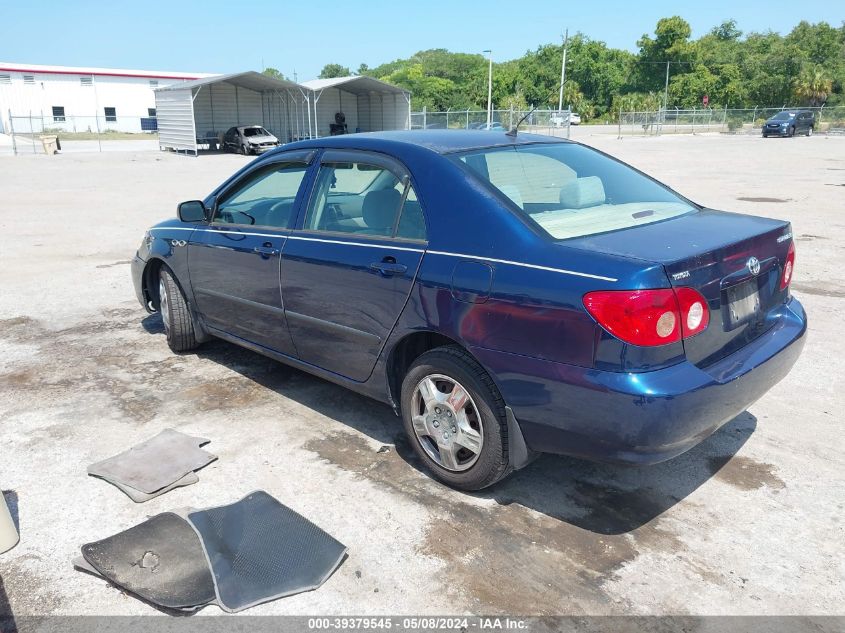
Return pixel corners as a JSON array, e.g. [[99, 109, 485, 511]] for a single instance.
[[793, 65, 834, 106], [319, 64, 351, 79], [635, 17, 698, 93], [262, 67, 286, 81]]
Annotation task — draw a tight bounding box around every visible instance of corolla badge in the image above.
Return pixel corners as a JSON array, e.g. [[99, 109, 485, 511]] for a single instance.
[[747, 257, 761, 275]]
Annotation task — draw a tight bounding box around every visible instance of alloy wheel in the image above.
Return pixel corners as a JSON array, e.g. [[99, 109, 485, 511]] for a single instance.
[[410, 374, 484, 472], [159, 279, 170, 332]]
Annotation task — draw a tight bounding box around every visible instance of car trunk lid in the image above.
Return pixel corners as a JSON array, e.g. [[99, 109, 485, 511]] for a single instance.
[[563, 208, 794, 367]]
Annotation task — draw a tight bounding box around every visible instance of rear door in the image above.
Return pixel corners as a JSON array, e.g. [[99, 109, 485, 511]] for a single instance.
[[187, 150, 315, 355], [280, 150, 428, 381]]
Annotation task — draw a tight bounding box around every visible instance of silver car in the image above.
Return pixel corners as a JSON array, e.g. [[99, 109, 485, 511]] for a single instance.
[[222, 125, 280, 155]]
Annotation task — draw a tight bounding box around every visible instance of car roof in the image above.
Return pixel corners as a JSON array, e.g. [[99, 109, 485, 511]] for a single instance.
[[280, 130, 569, 156]]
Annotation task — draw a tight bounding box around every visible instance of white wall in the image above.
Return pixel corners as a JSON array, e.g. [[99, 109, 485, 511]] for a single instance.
[[0, 71, 190, 133]]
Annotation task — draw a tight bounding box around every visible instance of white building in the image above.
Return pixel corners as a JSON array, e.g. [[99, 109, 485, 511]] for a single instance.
[[0, 62, 215, 134]]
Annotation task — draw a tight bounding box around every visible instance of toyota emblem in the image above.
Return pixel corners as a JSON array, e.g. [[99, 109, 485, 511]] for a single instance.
[[747, 257, 761, 275]]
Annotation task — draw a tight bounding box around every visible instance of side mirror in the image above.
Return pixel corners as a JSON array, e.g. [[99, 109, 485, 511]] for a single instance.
[[177, 200, 208, 223]]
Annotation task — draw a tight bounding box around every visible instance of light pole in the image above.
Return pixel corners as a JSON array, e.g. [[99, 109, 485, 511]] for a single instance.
[[483, 49, 493, 126], [558, 29, 568, 113]]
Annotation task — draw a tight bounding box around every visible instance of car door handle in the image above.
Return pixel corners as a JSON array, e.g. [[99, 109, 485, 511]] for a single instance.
[[370, 259, 407, 276], [254, 242, 279, 256]]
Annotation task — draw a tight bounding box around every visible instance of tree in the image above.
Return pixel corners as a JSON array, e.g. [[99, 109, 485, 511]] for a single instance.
[[635, 17, 698, 93], [711, 19, 742, 41], [793, 65, 834, 106], [262, 67, 286, 81], [319, 64, 351, 79]]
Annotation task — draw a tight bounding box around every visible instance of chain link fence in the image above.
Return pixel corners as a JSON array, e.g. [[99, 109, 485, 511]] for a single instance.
[[2, 111, 159, 155], [410, 108, 572, 137], [616, 105, 845, 137]]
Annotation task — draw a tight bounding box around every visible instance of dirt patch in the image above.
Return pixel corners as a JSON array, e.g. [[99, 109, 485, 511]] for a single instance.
[[708, 455, 785, 491], [305, 431, 688, 614], [791, 283, 845, 299], [736, 197, 789, 203]]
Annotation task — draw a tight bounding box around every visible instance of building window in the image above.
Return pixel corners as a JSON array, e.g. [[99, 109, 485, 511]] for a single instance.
[[52, 106, 65, 122], [149, 79, 159, 88], [23, 75, 35, 84], [0, 74, 10, 84], [148, 108, 157, 117], [80, 76, 93, 87], [104, 107, 117, 123]]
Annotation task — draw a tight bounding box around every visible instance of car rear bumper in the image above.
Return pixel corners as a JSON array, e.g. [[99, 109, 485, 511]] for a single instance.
[[472, 297, 806, 465]]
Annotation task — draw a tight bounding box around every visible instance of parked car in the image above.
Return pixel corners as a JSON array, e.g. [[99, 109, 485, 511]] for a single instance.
[[762, 110, 815, 137], [133, 130, 806, 491], [222, 125, 280, 154], [476, 122, 505, 131], [550, 112, 581, 127]]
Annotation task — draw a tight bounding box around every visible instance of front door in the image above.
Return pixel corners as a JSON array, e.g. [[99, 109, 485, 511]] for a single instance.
[[280, 150, 428, 381], [187, 151, 314, 355]]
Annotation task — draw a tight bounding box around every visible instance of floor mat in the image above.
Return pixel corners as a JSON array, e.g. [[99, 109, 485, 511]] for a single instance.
[[187, 491, 347, 612], [80, 512, 216, 609], [104, 472, 199, 503], [87, 429, 216, 494]]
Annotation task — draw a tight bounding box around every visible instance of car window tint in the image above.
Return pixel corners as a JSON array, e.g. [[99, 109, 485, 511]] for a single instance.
[[305, 162, 403, 237], [215, 162, 308, 228]]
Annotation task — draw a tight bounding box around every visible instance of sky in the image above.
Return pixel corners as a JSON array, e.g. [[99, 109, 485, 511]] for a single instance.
[[2, 0, 842, 79]]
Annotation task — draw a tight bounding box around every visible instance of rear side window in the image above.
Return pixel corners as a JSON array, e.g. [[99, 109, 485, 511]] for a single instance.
[[456, 144, 695, 240], [304, 161, 426, 241], [214, 162, 308, 228]]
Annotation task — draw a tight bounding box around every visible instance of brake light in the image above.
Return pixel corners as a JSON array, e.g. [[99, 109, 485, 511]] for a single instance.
[[780, 241, 795, 290], [583, 287, 710, 347]]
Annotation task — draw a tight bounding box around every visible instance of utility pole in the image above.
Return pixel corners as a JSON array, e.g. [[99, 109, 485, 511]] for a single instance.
[[558, 29, 568, 112], [663, 61, 670, 111], [483, 50, 493, 126]]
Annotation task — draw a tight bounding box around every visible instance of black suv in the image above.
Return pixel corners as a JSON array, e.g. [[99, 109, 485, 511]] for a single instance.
[[762, 110, 815, 137]]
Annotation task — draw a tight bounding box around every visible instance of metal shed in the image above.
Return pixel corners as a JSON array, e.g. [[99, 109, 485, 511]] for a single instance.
[[301, 76, 411, 137], [155, 71, 312, 155]]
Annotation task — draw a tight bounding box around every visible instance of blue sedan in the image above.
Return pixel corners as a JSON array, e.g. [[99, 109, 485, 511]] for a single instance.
[[132, 131, 806, 490]]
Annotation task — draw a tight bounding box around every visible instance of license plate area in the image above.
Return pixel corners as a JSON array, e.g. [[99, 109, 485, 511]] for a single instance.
[[724, 279, 762, 329]]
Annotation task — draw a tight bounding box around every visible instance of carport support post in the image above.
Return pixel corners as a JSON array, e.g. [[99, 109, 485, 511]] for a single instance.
[[8, 110, 16, 156], [405, 92, 411, 130], [312, 89, 323, 139]]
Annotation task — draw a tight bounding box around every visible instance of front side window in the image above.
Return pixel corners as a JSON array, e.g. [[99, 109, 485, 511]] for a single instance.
[[455, 143, 695, 240], [214, 161, 308, 228], [303, 160, 426, 240]]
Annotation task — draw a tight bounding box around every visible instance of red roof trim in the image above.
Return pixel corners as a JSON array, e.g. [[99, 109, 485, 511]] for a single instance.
[[0, 67, 200, 80]]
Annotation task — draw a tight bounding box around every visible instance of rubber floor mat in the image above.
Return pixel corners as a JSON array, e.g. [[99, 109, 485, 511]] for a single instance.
[[105, 472, 199, 503], [87, 429, 216, 494], [80, 512, 216, 610], [187, 491, 347, 612]]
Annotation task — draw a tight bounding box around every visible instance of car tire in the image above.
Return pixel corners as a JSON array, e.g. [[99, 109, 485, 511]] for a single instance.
[[789, 126, 795, 137], [762, 133, 767, 138], [158, 266, 199, 353], [808, 127, 813, 137], [241, 144, 250, 156], [400, 345, 511, 491]]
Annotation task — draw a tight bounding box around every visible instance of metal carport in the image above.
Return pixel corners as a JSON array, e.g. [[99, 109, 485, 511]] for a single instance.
[[154, 71, 312, 155], [300, 76, 411, 138]]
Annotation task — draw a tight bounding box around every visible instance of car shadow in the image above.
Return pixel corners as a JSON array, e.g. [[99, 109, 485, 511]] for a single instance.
[[147, 317, 757, 535]]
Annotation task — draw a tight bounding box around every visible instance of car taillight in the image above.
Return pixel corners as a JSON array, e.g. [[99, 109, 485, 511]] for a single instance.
[[780, 241, 795, 290], [583, 287, 710, 347]]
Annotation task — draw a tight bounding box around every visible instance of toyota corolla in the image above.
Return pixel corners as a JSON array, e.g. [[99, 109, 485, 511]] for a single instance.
[[132, 131, 806, 490]]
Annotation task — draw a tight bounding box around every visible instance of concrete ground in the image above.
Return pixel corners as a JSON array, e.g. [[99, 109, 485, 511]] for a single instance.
[[0, 133, 843, 618]]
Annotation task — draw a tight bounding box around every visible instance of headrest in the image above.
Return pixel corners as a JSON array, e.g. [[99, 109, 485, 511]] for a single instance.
[[559, 176, 606, 209], [363, 189, 401, 233]]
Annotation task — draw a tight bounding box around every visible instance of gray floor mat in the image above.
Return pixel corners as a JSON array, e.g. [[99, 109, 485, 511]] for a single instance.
[[99, 472, 199, 503], [87, 429, 216, 494], [80, 512, 216, 609], [187, 491, 347, 612]]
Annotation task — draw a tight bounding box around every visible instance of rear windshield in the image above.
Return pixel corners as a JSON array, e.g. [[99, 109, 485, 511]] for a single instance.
[[454, 143, 696, 240], [244, 127, 270, 136]]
